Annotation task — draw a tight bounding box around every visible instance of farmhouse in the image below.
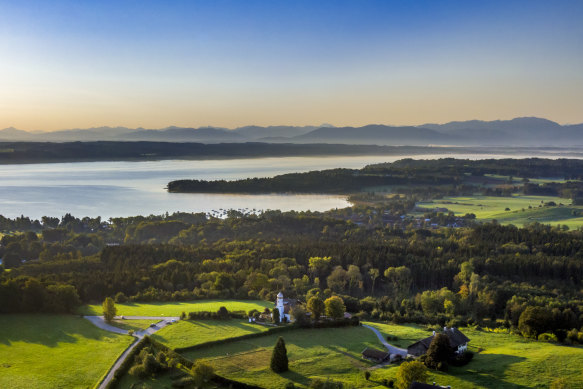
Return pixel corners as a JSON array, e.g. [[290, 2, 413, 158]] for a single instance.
[[361, 347, 390, 363], [274, 292, 298, 322], [407, 327, 470, 357]]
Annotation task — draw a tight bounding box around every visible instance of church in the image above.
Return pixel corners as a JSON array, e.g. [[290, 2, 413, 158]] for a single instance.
[[274, 292, 298, 322]]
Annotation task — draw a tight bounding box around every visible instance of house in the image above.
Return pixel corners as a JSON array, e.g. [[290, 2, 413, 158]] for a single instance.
[[407, 327, 470, 357], [274, 292, 297, 322], [361, 347, 390, 363]]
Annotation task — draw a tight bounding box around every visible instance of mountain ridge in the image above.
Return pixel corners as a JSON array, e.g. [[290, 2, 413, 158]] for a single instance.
[[1, 117, 582, 146]]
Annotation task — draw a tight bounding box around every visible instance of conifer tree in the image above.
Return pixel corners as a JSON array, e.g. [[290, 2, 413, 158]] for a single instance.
[[270, 336, 289, 372]]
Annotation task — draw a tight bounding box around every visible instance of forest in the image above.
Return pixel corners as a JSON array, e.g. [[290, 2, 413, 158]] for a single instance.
[[1, 205, 582, 344], [167, 158, 583, 201]]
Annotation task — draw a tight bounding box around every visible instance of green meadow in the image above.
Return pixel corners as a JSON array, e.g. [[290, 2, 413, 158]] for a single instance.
[[177, 322, 583, 389], [366, 323, 583, 389], [78, 299, 272, 317], [415, 195, 583, 228], [151, 319, 270, 349], [183, 326, 381, 388], [0, 314, 133, 389]]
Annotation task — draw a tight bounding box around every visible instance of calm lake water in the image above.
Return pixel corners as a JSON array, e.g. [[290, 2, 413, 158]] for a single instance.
[[0, 153, 575, 219]]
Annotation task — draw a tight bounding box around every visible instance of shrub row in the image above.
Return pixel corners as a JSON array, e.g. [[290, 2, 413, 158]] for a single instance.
[[103, 336, 147, 389]]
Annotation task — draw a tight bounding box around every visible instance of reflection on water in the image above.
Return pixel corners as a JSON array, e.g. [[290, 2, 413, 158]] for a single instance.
[[0, 153, 574, 219]]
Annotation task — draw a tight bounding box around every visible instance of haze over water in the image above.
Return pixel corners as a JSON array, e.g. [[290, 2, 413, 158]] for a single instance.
[[0, 153, 577, 220]]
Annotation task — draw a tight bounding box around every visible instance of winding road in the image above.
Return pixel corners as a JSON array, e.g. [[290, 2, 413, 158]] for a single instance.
[[362, 324, 408, 357], [84, 315, 180, 389]]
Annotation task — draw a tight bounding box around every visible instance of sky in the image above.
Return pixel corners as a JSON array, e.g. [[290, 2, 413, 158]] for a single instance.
[[0, 0, 582, 131]]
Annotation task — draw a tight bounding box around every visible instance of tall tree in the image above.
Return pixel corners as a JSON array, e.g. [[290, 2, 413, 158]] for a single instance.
[[102, 297, 117, 323], [270, 337, 289, 373], [307, 296, 325, 321], [272, 306, 281, 323], [368, 268, 379, 297], [424, 333, 452, 369], [324, 296, 346, 319]]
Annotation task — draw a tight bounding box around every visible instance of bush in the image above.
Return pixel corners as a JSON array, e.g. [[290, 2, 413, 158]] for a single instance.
[[172, 376, 195, 388], [192, 361, 214, 385], [128, 364, 147, 379], [449, 350, 474, 367], [396, 361, 428, 389], [538, 333, 558, 342], [364, 371, 371, 380], [114, 292, 128, 303], [217, 306, 230, 319], [309, 378, 343, 388]]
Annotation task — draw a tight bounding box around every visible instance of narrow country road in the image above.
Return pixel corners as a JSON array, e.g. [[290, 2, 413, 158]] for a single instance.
[[362, 324, 408, 357], [84, 316, 180, 389]]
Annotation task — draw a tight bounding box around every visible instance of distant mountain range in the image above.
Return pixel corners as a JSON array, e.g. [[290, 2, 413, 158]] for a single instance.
[[1, 118, 582, 146]]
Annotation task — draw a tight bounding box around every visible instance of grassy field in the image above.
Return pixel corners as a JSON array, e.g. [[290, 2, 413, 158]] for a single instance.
[[183, 326, 382, 388], [78, 299, 272, 316], [152, 319, 271, 349], [110, 318, 153, 332], [179, 322, 583, 389], [0, 314, 134, 389], [365, 323, 583, 389], [415, 195, 583, 228]]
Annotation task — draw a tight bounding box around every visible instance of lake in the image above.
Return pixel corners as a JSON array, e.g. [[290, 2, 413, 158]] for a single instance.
[[0, 153, 575, 219]]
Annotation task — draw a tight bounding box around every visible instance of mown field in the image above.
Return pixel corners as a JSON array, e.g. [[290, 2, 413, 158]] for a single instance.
[[365, 323, 583, 389], [151, 319, 271, 349], [78, 299, 272, 317], [0, 314, 134, 389], [183, 326, 381, 388], [415, 195, 583, 228]]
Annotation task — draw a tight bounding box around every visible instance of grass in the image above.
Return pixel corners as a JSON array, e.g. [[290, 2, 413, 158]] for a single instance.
[[364, 323, 583, 389], [415, 195, 583, 228], [151, 319, 271, 349], [178, 322, 583, 388], [183, 326, 383, 388], [78, 299, 272, 317], [109, 319, 153, 332], [0, 314, 134, 389]]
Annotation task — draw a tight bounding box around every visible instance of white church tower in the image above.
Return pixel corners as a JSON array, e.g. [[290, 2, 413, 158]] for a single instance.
[[276, 291, 284, 322]]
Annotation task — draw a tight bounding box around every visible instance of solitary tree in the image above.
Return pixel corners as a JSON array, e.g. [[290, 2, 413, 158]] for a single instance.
[[307, 296, 325, 321], [324, 296, 346, 319], [270, 337, 289, 373], [396, 361, 428, 389], [369, 268, 379, 296], [102, 297, 117, 323]]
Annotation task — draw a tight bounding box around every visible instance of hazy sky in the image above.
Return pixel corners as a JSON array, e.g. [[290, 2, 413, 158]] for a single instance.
[[1, 0, 582, 131]]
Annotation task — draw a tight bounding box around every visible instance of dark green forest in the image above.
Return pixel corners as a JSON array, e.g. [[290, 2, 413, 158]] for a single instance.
[[168, 158, 583, 201], [1, 207, 582, 343]]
